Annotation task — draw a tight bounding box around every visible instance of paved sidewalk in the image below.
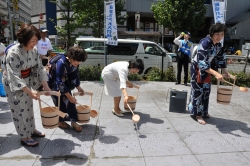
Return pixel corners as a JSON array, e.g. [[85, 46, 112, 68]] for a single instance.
[[0, 81, 250, 166]]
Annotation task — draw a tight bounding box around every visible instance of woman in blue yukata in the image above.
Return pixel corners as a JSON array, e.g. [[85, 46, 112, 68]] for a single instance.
[[48, 47, 87, 131], [188, 23, 230, 125]]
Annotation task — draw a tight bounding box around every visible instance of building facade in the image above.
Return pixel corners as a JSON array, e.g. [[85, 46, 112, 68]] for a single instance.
[[30, 0, 250, 49], [0, 0, 31, 43]]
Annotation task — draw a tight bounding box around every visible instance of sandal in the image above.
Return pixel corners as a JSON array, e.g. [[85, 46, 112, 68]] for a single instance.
[[196, 116, 206, 125], [71, 122, 82, 132], [58, 122, 70, 129], [32, 130, 45, 137], [21, 139, 39, 147], [203, 114, 211, 118]]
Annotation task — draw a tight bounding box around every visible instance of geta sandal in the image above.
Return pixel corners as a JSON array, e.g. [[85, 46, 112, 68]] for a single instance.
[[196, 116, 206, 125], [58, 122, 70, 129], [71, 122, 82, 132], [32, 130, 45, 137], [21, 139, 39, 147], [203, 114, 210, 118]]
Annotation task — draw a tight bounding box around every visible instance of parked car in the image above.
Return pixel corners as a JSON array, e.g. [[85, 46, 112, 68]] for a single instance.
[[160, 47, 177, 62], [51, 45, 65, 57]]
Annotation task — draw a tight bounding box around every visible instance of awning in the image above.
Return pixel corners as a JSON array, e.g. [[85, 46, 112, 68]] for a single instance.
[[118, 31, 161, 36], [227, 12, 250, 24]]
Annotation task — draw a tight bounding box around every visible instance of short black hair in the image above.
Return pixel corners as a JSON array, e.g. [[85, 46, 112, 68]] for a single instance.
[[16, 23, 41, 46], [65, 46, 88, 62], [128, 59, 144, 74], [209, 23, 227, 37]]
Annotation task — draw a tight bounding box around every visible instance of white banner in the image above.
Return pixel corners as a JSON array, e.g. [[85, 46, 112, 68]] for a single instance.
[[212, 0, 226, 24], [105, 1, 118, 45]]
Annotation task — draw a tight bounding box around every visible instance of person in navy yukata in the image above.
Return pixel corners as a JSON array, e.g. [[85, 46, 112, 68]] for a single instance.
[[188, 23, 230, 125], [174, 31, 192, 86], [48, 47, 88, 132]]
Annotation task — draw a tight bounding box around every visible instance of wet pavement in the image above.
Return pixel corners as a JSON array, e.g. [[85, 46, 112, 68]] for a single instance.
[[0, 81, 250, 166]]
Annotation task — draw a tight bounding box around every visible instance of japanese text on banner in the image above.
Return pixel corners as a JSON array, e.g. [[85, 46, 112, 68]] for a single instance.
[[105, 1, 118, 46], [212, 0, 225, 24]]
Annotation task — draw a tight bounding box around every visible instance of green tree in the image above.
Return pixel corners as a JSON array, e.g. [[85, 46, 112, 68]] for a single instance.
[[49, 0, 126, 46], [151, 0, 206, 37], [73, 0, 127, 37]]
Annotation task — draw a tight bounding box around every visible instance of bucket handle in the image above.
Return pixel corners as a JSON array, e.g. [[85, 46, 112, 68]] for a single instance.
[[217, 74, 236, 90], [73, 91, 93, 108], [37, 91, 67, 118], [127, 82, 140, 99]]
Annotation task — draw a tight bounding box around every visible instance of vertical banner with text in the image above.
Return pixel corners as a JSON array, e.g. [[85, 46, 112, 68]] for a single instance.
[[105, 1, 118, 46], [212, 0, 226, 24]]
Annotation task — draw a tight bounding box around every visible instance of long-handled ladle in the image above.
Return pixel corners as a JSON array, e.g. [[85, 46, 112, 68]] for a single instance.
[[224, 80, 248, 92]]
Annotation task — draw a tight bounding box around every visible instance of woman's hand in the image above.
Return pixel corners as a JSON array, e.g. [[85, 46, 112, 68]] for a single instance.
[[215, 73, 224, 82], [76, 86, 84, 96], [126, 81, 133, 88], [28, 90, 39, 100], [124, 95, 129, 104], [222, 69, 231, 78], [68, 95, 77, 104]]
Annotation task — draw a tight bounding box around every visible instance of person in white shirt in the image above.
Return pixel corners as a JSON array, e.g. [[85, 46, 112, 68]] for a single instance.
[[101, 59, 144, 117], [0, 42, 6, 69], [173, 31, 192, 86], [37, 28, 53, 66]]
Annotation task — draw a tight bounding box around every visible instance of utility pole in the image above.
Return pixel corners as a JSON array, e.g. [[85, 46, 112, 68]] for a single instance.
[[6, 0, 14, 43], [67, 0, 70, 50]]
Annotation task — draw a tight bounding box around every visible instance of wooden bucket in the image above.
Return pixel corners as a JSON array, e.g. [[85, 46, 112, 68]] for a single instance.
[[217, 74, 236, 105], [124, 85, 139, 111], [37, 91, 67, 129], [124, 96, 137, 111], [40, 106, 59, 129], [76, 105, 91, 123], [73, 91, 93, 124]]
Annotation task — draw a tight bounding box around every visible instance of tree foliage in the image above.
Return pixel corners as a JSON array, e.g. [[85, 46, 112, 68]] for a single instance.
[[151, 0, 206, 37], [73, 0, 126, 37], [49, 0, 126, 45]]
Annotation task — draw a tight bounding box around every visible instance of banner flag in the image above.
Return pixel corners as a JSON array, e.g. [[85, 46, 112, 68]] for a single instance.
[[105, 1, 118, 46], [212, 0, 226, 24]]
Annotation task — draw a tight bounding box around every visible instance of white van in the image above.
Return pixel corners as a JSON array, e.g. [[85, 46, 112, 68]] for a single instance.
[[75, 38, 173, 74]]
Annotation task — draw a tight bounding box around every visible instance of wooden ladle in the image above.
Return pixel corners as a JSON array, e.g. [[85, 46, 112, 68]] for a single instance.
[[126, 103, 140, 123], [224, 80, 248, 92]]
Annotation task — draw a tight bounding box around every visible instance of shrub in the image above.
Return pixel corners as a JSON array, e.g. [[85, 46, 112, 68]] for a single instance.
[[128, 73, 143, 81], [145, 67, 176, 82], [79, 66, 103, 81]]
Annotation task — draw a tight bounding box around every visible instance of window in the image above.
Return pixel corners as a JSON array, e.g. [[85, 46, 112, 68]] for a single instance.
[[79, 41, 106, 54], [107, 43, 138, 55], [143, 43, 163, 56]]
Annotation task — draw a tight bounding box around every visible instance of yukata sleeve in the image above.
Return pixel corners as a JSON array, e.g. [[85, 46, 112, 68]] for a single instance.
[[197, 40, 210, 72], [75, 67, 80, 87], [214, 46, 227, 69], [5, 52, 27, 92], [55, 60, 70, 94]]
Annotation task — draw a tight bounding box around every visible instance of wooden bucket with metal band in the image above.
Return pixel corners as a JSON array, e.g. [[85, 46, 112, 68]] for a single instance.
[[124, 84, 140, 111], [217, 74, 236, 105], [37, 91, 67, 129], [73, 91, 93, 124]]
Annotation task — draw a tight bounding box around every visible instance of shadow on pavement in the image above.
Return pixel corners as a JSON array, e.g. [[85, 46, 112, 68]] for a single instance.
[[59, 123, 120, 145], [122, 112, 164, 130], [0, 133, 87, 166], [190, 115, 250, 137]]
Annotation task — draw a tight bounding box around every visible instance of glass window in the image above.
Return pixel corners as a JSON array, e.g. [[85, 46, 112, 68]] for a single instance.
[[143, 43, 163, 56], [107, 43, 139, 55], [79, 41, 106, 54]]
